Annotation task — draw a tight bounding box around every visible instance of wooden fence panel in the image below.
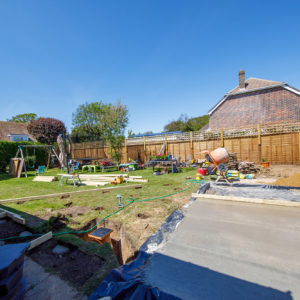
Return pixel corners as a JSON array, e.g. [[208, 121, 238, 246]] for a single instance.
[[72, 132, 300, 165]]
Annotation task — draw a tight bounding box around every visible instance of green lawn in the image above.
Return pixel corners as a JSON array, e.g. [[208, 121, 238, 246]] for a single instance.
[[0, 168, 198, 243], [0, 167, 199, 294]]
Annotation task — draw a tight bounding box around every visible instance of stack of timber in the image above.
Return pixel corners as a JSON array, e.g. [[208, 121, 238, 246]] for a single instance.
[[79, 174, 148, 186], [33, 176, 58, 182], [238, 162, 261, 174], [226, 153, 239, 170]]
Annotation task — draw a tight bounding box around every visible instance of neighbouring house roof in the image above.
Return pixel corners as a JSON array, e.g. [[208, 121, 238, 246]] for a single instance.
[[0, 121, 35, 141], [208, 77, 300, 115]]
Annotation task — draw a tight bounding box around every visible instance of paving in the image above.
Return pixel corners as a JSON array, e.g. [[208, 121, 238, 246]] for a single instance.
[[24, 257, 87, 300], [143, 198, 300, 299]]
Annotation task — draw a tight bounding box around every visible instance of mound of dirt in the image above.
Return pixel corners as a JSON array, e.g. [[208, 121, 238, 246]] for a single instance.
[[272, 173, 300, 187]]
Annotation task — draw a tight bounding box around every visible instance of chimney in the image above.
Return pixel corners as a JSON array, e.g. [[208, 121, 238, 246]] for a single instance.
[[239, 69, 245, 89]]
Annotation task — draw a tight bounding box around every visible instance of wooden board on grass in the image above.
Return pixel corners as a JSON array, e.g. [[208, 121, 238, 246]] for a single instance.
[[81, 181, 110, 186], [33, 176, 58, 182]]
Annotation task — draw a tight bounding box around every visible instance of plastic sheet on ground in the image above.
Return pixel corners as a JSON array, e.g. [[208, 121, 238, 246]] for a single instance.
[[88, 210, 184, 300], [88, 183, 207, 300], [207, 182, 300, 202]]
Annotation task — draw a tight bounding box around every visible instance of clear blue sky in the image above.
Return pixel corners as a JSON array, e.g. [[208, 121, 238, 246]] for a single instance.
[[1, 0, 300, 135]]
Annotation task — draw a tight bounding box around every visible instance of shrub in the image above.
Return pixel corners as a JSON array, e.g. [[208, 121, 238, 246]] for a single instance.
[[0, 141, 48, 172], [27, 118, 66, 144]]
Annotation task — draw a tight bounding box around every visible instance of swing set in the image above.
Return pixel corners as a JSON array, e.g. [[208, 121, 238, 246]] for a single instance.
[[15, 145, 62, 177]]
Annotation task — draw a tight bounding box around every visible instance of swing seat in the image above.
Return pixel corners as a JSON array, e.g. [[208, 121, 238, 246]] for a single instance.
[[36, 165, 46, 176]]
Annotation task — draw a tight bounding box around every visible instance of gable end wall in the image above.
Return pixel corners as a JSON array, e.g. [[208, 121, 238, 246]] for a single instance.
[[209, 87, 300, 130]]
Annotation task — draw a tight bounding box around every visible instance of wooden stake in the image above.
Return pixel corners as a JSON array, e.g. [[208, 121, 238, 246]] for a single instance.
[[220, 128, 224, 147]]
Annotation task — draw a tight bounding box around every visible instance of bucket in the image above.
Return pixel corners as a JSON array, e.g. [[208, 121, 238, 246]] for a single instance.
[[197, 168, 207, 176], [209, 148, 229, 164]]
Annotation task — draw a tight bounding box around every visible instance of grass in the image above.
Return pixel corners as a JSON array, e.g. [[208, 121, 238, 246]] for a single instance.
[[0, 167, 198, 294]]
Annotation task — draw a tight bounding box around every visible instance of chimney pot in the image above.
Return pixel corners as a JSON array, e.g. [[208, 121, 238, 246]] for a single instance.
[[239, 70, 245, 89]]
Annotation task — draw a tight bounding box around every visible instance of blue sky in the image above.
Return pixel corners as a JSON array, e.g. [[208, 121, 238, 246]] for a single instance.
[[1, 0, 300, 135]]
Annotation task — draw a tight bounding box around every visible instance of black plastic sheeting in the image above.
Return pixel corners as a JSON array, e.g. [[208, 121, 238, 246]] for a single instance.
[[214, 182, 300, 190], [89, 183, 206, 300]]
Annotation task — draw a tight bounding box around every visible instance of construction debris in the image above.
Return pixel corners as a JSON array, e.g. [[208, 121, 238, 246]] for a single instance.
[[238, 162, 261, 174], [226, 153, 239, 170]]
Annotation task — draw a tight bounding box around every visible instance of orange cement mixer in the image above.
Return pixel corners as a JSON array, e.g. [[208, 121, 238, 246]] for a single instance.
[[201, 147, 229, 173]]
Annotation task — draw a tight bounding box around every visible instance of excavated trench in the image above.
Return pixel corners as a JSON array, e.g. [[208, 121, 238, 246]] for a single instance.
[[79, 218, 137, 265]]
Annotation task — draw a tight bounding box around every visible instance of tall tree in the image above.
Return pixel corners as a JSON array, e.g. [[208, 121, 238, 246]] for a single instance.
[[102, 101, 129, 162], [71, 102, 107, 141], [7, 113, 38, 123], [72, 101, 129, 162], [27, 118, 66, 144]]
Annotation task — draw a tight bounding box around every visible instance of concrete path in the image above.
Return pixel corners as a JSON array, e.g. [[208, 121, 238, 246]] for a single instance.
[[143, 199, 300, 299], [24, 257, 87, 300]]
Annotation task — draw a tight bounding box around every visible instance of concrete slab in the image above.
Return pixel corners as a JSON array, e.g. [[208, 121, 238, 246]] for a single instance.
[[24, 257, 86, 300], [143, 198, 300, 299]]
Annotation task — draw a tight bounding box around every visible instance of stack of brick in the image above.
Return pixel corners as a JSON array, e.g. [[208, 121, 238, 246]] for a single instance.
[[226, 153, 239, 170], [238, 162, 261, 174], [0, 243, 28, 300]]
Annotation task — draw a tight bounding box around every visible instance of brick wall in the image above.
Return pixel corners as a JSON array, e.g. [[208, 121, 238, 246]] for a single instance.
[[209, 87, 300, 129]]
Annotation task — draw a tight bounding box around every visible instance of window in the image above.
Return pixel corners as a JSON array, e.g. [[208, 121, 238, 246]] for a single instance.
[[8, 134, 29, 141]]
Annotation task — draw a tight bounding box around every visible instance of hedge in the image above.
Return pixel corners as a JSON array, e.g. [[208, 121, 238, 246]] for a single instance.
[[0, 141, 48, 172]]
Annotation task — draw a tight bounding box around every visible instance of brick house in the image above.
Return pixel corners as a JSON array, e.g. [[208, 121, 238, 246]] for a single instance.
[[208, 70, 300, 130], [0, 121, 34, 141]]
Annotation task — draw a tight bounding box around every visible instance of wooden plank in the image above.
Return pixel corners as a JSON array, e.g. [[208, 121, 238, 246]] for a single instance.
[[81, 181, 110, 186], [28, 232, 53, 250], [126, 178, 148, 183], [33, 176, 57, 182], [0, 184, 143, 203], [192, 193, 300, 207], [1, 209, 26, 224]]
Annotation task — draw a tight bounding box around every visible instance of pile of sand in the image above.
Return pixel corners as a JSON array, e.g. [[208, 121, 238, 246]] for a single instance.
[[272, 173, 300, 187]]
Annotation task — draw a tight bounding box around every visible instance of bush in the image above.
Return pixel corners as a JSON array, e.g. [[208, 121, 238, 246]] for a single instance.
[[0, 141, 48, 172], [27, 118, 66, 144]]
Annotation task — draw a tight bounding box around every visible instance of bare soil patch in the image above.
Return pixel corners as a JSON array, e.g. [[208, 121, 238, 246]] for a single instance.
[[28, 239, 105, 287], [0, 218, 33, 244]]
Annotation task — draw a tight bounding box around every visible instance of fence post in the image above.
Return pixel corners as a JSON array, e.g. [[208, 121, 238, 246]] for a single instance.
[[257, 124, 262, 163], [144, 136, 146, 162], [299, 132, 300, 163], [190, 131, 194, 159], [220, 128, 224, 147], [124, 139, 127, 163], [165, 134, 168, 153]]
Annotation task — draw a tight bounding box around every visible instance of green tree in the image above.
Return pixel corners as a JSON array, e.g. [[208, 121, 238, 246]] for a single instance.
[[164, 114, 209, 132], [102, 101, 129, 162], [71, 102, 107, 141], [7, 113, 38, 123], [72, 100, 129, 162], [163, 114, 188, 132]]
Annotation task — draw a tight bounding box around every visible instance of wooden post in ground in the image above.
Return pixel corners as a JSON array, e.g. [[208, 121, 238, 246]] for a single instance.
[[165, 134, 168, 154], [257, 124, 262, 163], [220, 128, 224, 147], [143, 136, 146, 162], [298, 132, 300, 164], [124, 139, 128, 163], [190, 131, 194, 159]]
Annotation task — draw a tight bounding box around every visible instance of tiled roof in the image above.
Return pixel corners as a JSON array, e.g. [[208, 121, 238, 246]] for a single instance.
[[227, 77, 284, 95], [0, 121, 34, 141]]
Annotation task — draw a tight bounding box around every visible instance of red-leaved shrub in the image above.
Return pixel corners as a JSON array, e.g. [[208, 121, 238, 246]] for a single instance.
[[27, 118, 66, 144]]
